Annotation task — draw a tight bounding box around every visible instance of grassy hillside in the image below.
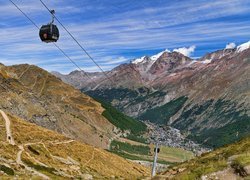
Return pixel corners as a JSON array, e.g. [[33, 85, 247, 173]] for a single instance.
[[157, 136, 250, 179], [159, 146, 194, 162], [111, 140, 150, 155], [110, 140, 194, 165], [0, 110, 150, 179]]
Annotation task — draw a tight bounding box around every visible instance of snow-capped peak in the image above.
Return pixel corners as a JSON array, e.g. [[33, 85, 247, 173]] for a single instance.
[[132, 56, 146, 64], [132, 49, 170, 64], [236, 41, 250, 53], [151, 49, 170, 61]]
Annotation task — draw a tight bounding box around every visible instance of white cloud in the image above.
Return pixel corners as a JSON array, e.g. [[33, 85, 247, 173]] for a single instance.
[[225, 42, 236, 49], [173, 45, 196, 57], [79, 65, 115, 72], [99, 56, 128, 65]]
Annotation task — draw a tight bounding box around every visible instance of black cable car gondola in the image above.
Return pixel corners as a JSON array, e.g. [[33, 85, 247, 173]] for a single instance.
[[39, 10, 59, 43]]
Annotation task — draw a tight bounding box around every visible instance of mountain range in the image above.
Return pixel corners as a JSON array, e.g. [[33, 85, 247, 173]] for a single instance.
[[0, 41, 249, 178], [53, 41, 250, 148]]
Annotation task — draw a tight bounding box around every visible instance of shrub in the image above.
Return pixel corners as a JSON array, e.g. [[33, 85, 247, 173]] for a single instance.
[[0, 165, 14, 175]]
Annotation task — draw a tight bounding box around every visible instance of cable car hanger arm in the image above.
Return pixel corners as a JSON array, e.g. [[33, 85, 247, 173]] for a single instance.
[[50, 10, 55, 24]]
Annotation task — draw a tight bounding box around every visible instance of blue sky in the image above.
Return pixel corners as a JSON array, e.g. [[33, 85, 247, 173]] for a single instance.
[[0, 0, 250, 73]]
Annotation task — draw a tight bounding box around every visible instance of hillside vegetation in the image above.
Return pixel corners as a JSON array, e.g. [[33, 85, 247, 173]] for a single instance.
[[173, 99, 250, 148], [139, 96, 188, 124], [156, 136, 250, 179], [95, 99, 147, 141]]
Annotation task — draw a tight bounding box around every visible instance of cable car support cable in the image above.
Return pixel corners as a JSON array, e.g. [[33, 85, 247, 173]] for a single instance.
[[8, 0, 97, 86], [39, 0, 113, 84]]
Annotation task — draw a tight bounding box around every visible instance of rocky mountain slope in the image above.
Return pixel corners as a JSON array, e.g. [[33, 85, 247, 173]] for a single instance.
[[155, 136, 250, 179], [0, 63, 134, 149], [53, 41, 250, 148], [0, 109, 149, 179]]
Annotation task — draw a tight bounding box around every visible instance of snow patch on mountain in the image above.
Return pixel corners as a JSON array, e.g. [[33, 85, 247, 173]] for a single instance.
[[132, 56, 146, 64], [237, 41, 250, 53], [132, 49, 170, 64], [151, 49, 170, 61]]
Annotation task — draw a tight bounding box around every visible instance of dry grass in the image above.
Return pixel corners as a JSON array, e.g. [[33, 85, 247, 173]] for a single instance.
[[0, 143, 19, 160], [0, 111, 150, 179], [157, 146, 194, 162], [0, 116, 6, 142]]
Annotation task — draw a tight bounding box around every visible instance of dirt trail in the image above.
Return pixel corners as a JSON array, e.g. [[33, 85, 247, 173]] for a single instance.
[[52, 140, 74, 145], [18, 65, 30, 79], [0, 110, 87, 179], [16, 145, 50, 179], [83, 148, 95, 168], [39, 73, 49, 96], [0, 110, 50, 179], [0, 109, 15, 145]]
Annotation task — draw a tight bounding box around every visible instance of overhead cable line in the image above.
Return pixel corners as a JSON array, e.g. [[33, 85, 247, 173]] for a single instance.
[[8, 0, 97, 86], [39, 0, 113, 83], [53, 43, 97, 86], [9, 0, 39, 29]]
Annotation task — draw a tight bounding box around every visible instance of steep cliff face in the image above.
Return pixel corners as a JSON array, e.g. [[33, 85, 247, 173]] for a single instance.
[[53, 45, 250, 148], [0, 64, 117, 149]]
